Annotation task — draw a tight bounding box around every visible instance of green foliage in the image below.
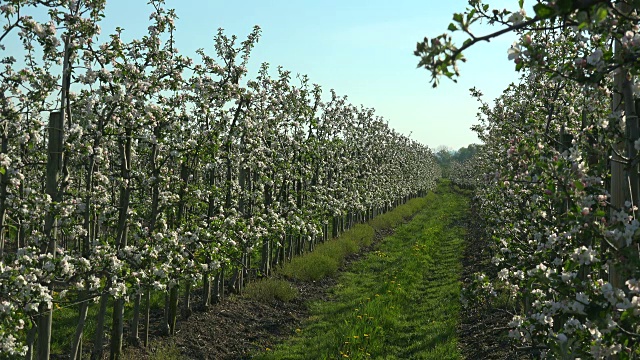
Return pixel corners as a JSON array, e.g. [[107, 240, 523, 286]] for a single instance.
[[451, 183, 474, 196], [367, 213, 394, 230], [347, 224, 375, 247], [454, 144, 480, 163], [243, 278, 299, 303], [277, 228, 371, 282], [368, 196, 430, 231], [313, 238, 360, 262], [533, 3, 555, 18], [435, 144, 481, 178], [280, 254, 340, 281]]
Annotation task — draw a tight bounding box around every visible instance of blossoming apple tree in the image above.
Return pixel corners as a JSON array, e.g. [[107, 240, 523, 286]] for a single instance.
[[416, 0, 640, 357]]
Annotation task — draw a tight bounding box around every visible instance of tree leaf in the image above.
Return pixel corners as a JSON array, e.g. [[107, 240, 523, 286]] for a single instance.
[[595, 6, 608, 23], [556, 0, 574, 14], [533, 3, 556, 19], [448, 23, 458, 31], [467, 9, 476, 22]]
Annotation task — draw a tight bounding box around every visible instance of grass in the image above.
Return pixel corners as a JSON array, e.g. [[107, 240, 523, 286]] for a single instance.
[[244, 278, 299, 302], [255, 181, 468, 359], [368, 198, 429, 231], [50, 290, 166, 356], [244, 198, 421, 303], [280, 254, 340, 281], [278, 223, 375, 282]]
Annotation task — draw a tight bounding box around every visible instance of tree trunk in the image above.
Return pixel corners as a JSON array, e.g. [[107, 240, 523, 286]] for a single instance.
[[144, 290, 151, 347], [168, 284, 179, 335], [110, 127, 133, 360], [183, 283, 192, 319], [610, 18, 629, 289], [202, 274, 212, 309], [212, 269, 223, 304], [203, 168, 217, 308], [91, 291, 110, 360], [0, 128, 8, 259], [143, 126, 161, 346], [70, 300, 89, 360], [130, 294, 141, 344], [25, 321, 37, 360], [38, 111, 64, 360]]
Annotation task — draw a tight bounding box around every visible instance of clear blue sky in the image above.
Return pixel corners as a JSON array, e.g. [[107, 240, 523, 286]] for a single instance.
[[11, 0, 523, 150]]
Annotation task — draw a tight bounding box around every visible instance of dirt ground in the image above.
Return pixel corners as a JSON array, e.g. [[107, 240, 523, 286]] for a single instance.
[[167, 277, 336, 360], [119, 274, 335, 359]]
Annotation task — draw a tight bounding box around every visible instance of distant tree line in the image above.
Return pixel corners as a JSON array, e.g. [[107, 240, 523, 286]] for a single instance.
[[434, 144, 481, 177]]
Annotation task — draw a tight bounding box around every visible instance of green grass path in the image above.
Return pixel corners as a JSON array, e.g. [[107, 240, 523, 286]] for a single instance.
[[256, 184, 468, 359]]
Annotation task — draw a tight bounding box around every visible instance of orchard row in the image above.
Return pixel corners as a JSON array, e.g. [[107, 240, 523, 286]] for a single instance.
[[438, 2, 640, 358], [0, 1, 440, 358]]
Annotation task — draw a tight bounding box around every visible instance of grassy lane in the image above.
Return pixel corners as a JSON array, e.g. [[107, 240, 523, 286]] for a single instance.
[[256, 183, 468, 359]]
